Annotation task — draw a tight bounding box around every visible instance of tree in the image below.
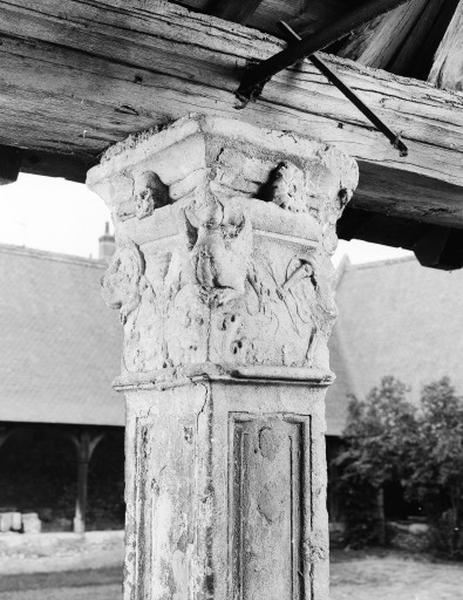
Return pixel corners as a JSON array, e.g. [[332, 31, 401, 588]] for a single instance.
[[406, 377, 463, 557], [333, 376, 417, 545], [334, 375, 463, 557]]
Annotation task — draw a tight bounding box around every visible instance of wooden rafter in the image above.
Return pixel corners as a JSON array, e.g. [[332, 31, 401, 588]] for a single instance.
[[178, 0, 350, 35], [335, 0, 461, 80], [336, 0, 427, 69], [0, 0, 462, 231], [387, 0, 459, 77], [428, 0, 463, 90], [237, 0, 412, 101]]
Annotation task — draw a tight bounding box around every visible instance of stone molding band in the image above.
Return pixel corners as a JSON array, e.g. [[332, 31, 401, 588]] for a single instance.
[[113, 364, 335, 392]]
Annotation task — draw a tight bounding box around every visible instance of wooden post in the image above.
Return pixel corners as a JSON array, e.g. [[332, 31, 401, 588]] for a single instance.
[[70, 430, 104, 534], [88, 115, 358, 600], [0, 145, 22, 185], [74, 445, 89, 535], [0, 426, 19, 451]]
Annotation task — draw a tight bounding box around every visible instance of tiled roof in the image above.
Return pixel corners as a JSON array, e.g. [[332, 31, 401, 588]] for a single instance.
[[326, 321, 362, 437], [2, 244, 461, 434], [0, 245, 123, 426], [326, 255, 463, 435]]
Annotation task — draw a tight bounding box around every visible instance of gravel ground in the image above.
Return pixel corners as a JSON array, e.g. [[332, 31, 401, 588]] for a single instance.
[[0, 569, 122, 600], [0, 585, 121, 600], [330, 550, 463, 600], [0, 553, 462, 600]]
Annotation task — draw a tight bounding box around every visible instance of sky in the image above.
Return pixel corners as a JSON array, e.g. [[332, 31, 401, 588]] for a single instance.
[[0, 173, 412, 264]]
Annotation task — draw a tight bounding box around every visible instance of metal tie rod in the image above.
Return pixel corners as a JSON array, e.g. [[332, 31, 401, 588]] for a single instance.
[[236, 0, 411, 103], [278, 20, 408, 157]]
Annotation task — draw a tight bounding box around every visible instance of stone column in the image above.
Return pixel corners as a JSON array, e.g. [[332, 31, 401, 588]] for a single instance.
[[87, 115, 358, 600]]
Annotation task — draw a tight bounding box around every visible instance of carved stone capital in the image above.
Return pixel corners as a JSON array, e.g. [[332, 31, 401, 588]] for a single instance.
[[87, 115, 358, 387]]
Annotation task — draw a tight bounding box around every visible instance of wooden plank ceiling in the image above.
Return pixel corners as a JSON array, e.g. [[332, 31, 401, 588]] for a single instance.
[[0, 0, 462, 267]]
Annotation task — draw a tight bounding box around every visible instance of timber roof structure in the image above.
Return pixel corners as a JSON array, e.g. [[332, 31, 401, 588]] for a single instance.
[[179, 0, 460, 85], [0, 1, 462, 268], [1, 243, 463, 435]]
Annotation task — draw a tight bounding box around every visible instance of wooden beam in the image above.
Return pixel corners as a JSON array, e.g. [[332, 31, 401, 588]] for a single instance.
[[412, 224, 463, 269], [0, 146, 22, 185], [335, 0, 427, 69], [339, 207, 463, 269], [428, 0, 463, 90], [0, 0, 462, 229], [21, 150, 92, 183], [207, 0, 264, 22], [353, 162, 463, 229], [339, 206, 424, 248]]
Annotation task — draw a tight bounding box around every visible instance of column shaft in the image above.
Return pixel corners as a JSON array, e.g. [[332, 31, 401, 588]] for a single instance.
[[123, 381, 329, 599], [88, 115, 358, 599]]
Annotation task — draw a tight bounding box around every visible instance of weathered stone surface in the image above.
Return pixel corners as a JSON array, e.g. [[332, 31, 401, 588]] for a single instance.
[[123, 382, 329, 600], [88, 114, 358, 385], [88, 114, 358, 600]]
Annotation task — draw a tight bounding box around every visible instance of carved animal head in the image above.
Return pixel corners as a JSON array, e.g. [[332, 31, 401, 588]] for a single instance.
[[133, 171, 170, 219]]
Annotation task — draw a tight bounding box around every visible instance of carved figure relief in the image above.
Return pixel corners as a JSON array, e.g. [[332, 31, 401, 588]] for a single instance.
[[182, 198, 252, 306], [101, 239, 144, 324], [123, 277, 163, 373], [134, 171, 170, 219]]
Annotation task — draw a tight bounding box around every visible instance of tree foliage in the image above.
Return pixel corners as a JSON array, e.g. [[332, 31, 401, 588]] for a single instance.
[[406, 378, 463, 557], [333, 376, 463, 557]]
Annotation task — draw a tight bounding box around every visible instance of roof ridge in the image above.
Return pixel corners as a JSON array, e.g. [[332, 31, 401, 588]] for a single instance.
[[349, 254, 415, 270], [0, 243, 106, 268], [334, 254, 351, 288]]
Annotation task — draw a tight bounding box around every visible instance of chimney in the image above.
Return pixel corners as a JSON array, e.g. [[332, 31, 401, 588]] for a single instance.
[[98, 222, 115, 261]]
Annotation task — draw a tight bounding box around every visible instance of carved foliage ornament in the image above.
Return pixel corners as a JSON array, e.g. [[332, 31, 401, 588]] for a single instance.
[[267, 161, 307, 213], [102, 157, 349, 373], [266, 160, 352, 256]]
